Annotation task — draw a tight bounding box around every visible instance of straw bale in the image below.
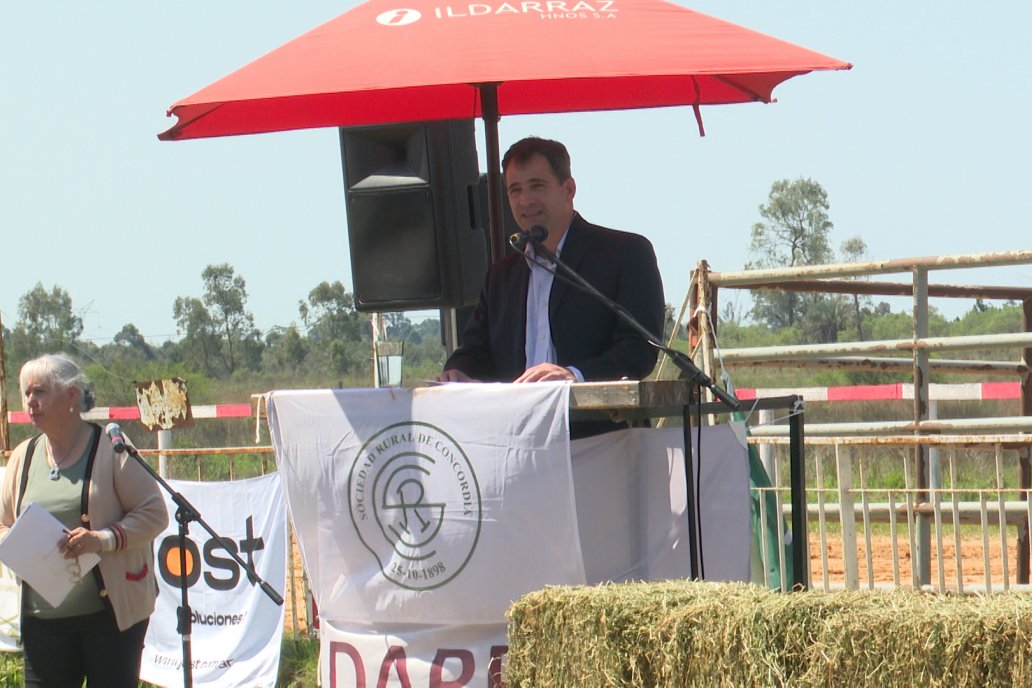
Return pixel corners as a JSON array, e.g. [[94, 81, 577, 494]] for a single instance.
[[506, 581, 1032, 687]]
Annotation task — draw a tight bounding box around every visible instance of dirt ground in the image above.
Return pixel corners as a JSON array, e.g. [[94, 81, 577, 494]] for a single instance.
[[809, 532, 1019, 588]]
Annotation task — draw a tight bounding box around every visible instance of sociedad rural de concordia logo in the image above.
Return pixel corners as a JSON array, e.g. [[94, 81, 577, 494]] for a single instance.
[[348, 421, 482, 590], [376, 1, 618, 25]]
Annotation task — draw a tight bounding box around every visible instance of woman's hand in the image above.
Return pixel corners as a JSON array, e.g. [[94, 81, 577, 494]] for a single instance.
[[60, 527, 101, 559]]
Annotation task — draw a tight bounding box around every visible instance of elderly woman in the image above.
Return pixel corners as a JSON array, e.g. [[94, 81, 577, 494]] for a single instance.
[[0, 353, 168, 687]]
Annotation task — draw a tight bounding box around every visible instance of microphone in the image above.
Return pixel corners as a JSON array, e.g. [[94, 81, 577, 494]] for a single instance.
[[508, 225, 548, 250], [105, 422, 127, 453]]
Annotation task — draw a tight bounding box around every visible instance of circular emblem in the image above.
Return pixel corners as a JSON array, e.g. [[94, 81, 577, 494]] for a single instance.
[[348, 422, 482, 590], [376, 8, 422, 26]]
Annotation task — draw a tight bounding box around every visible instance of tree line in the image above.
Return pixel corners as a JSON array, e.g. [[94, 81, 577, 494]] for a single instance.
[[1, 264, 446, 410]]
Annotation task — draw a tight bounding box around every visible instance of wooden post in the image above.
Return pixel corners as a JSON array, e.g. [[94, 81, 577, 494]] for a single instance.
[[0, 310, 8, 453], [687, 261, 706, 353]]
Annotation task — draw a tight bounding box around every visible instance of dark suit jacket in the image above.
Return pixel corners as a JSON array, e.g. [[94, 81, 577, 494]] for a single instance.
[[444, 213, 665, 384]]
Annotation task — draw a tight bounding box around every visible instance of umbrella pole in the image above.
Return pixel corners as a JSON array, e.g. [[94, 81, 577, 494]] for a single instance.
[[478, 84, 505, 262]]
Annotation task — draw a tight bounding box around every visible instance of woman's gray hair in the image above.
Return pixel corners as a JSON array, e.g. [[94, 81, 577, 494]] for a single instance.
[[19, 353, 96, 412]]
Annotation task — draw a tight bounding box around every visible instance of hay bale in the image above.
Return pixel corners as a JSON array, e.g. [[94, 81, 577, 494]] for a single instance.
[[506, 581, 1032, 687]]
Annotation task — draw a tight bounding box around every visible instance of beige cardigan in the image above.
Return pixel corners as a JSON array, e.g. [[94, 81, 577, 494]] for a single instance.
[[0, 424, 168, 631]]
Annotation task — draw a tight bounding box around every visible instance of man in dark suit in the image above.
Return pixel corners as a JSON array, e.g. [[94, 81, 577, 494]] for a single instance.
[[438, 137, 664, 394]]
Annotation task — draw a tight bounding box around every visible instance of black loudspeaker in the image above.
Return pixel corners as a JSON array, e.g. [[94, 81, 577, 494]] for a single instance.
[[340, 120, 488, 312]]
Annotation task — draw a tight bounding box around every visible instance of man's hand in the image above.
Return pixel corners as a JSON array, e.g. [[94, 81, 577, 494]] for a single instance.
[[435, 368, 477, 383], [514, 363, 576, 383]]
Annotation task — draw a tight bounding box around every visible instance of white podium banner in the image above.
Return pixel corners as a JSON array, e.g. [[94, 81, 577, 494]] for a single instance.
[[320, 620, 507, 688], [268, 385, 749, 687], [268, 384, 582, 626]]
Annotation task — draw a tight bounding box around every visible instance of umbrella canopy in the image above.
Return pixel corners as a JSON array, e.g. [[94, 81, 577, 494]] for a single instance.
[[161, 0, 849, 139], [160, 0, 850, 255]]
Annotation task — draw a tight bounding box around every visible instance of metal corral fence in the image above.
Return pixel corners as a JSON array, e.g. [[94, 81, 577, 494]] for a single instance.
[[751, 433, 1032, 593], [684, 247, 1032, 593]]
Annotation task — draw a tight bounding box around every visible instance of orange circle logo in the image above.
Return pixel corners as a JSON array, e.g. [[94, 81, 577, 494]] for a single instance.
[[163, 546, 196, 577]]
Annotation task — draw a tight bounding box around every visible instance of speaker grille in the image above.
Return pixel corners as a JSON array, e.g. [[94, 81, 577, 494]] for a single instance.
[[348, 188, 442, 306]]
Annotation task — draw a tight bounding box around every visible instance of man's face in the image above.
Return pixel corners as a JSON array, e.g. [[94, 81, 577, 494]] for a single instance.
[[504, 153, 576, 236]]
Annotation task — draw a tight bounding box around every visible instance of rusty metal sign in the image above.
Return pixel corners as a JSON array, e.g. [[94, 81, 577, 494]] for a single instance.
[[134, 378, 194, 431]]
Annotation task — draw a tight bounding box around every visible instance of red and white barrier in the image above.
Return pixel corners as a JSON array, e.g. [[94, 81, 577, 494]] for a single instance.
[[7, 403, 253, 424], [702, 381, 1020, 403], [5, 383, 1021, 424]]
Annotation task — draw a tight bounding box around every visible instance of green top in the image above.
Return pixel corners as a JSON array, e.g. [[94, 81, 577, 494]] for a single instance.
[[22, 437, 104, 618]]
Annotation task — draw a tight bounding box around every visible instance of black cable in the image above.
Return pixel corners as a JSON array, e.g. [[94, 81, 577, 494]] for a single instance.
[[694, 387, 705, 579]]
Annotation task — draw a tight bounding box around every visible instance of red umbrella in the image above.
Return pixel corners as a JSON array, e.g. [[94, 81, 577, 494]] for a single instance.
[[160, 0, 850, 256]]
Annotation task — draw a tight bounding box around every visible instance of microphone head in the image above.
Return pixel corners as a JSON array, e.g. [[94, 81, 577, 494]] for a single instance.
[[105, 422, 127, 453], [509, 225, 550, 250]]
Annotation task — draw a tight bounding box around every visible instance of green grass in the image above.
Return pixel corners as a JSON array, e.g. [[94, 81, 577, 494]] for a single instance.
[[272, 637, 320, 688], [0, 636, 319, 687], [0, 653, 17, 688]]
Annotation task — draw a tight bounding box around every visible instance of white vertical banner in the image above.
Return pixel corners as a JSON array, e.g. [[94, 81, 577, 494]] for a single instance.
[[269, 384, 579, 685], [140, 473, 287, 688], [0, 467, 19, 651], [0, 561, 17, 651]]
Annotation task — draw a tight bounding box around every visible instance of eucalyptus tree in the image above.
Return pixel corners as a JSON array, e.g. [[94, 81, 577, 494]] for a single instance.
[[299, 280, 364, 344], [840, 235, 870, 341], [9, 282, 83, 362], [747, 178, 835, 331], [173, 264, 262, 377]]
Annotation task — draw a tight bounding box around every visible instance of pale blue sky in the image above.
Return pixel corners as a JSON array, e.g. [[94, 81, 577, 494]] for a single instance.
[[2, 2, 1030, 344]]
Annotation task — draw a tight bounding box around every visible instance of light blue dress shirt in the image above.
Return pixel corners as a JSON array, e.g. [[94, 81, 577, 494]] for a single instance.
[[523, 229, 584, 381]]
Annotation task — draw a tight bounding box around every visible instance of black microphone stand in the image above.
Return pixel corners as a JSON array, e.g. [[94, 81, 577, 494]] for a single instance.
[[521, 234, 739, 580], [111, 437, 283, 688]]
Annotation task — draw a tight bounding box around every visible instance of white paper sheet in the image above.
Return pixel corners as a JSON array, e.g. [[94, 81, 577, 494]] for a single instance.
[[0, 502, 100, 607]]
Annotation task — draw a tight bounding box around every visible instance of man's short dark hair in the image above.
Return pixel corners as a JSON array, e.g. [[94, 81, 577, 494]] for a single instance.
[[502, 137, 572, 182]]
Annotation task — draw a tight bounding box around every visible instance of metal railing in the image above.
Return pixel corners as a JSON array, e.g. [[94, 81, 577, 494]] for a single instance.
[[686, 248, 1032, 589], [752, 434, 1032, 593]]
